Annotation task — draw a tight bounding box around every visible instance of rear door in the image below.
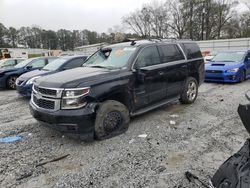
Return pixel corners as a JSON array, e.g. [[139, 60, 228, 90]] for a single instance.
[[133, 45, 167, 108], [158, 44, 188, 98]]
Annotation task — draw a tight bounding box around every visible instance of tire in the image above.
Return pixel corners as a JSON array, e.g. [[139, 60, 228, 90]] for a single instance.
[[180, 77, 198, 104], [7, 76, 18, 90], [94, 100, 130, 140], [239, 70, 246, 82]]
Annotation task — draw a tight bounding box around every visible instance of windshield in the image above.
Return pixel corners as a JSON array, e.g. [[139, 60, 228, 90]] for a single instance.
[[42, 58, 68, 71], [84, 47, 136, 69], [15, 58, 34, 68], [212, 52, 245, 62]]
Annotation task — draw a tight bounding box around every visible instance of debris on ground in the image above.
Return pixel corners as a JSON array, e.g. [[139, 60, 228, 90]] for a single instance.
[[16, 172, 32, 181], [170, 114, 179, 118], [138, 134, 147, 138], [169, 120, 176, 125], [36, 154, 70, 167], [129, 138, 135, 144], [0, 135, 22, 143]]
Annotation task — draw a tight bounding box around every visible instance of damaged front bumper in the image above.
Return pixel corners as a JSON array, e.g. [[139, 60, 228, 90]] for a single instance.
[[29, 101, 97, 141], [238, 104, 250, 134]]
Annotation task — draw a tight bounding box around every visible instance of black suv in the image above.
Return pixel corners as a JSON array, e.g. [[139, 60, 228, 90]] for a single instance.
[[29, 39, 204, 141]]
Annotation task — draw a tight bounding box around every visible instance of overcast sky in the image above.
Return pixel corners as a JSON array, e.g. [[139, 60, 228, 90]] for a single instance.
[[0, 0, 249, 33], [0, 0, 155, 33]]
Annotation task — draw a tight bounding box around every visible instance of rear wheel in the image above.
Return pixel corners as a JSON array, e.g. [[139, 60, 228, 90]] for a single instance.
[[180, 77, 198, 104], [7, 76, 18, 89], [94, 100, 130, 140]]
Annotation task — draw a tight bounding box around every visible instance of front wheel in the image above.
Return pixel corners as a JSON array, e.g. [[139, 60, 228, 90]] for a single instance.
[[7, 76, 18, 90], [239, 70, 246, 82], [94, 100, 130, 140], [180, 77, 198, 104]]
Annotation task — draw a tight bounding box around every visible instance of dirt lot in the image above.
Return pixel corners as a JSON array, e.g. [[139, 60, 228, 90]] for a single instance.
[[0, 81, 250, 188]]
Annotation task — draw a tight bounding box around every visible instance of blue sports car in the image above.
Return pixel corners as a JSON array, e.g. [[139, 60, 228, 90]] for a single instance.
[[205, 50, 250, 83], [16, 55, 88, 97], [0, 56, 57, 89]]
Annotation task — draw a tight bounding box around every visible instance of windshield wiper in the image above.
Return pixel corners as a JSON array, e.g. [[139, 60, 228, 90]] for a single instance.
[[86, 65, 117, 70], [217, 60, 235, 62], [41, 68, 50, 71]]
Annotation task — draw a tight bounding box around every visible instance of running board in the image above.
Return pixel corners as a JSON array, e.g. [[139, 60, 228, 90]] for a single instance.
[[131, 96, 180, 117]]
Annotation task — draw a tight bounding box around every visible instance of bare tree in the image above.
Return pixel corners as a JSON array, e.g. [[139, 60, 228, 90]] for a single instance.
[[169, 0, 189, 39]]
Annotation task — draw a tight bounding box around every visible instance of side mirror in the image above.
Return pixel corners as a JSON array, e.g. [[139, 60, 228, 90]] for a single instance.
[[135, 67, 147, 83], [246, 90, 250, 101], [25, 65, 32, 70]]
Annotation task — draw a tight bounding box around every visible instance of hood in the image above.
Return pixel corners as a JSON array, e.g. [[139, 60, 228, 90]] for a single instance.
[[19, 69, 52, 81], [0, 67, 20, 74], [205, 61, 242, 70], [35, 67, 118, 88]]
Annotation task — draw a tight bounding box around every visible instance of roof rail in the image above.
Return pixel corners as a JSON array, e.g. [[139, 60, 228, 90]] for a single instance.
[[122, 38, 139, 46]]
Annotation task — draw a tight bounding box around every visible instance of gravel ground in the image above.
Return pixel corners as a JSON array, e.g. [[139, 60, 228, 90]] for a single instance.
[[0, 81, 250, 188]]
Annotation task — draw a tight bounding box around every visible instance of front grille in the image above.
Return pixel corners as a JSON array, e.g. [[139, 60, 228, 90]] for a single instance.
[[206, 76, 224, 80], [34, 85, 57, 96], [206, 70, 223, 74], [33, 95, 55, 110]]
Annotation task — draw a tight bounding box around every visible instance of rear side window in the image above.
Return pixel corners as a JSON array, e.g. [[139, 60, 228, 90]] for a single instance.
[[135, 46, 161, 68], [181, 43, 202, 59], [30, 59, 46, 68], [63, 58, 85, 69], [159, 44, 185, 63]]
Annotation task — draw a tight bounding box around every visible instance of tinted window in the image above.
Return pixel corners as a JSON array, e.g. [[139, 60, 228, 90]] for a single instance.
[[64, 58, 85, 69], [159, 44, 185, 63], [245, 52, 250, 60], [30, 59, 46, 68], [182, 43, 202, 59], [135, 46, 161, 68]]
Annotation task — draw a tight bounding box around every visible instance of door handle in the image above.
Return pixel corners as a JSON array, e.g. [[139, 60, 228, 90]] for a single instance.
[[181, 65, 187, 68], [158, 71, 164, 76]]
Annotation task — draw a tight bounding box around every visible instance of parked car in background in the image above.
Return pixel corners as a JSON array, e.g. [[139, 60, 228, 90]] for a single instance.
[[0, 56, 57, 89], [30, 39, 204, 141], [16, 55, 88, 97], [0, 58, 25, 68], [204, 51, 217, 63], [205, 50, 250, 83]]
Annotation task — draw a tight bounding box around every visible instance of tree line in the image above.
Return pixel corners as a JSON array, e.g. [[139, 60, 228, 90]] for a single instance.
[[123, 0, 250, 40], [0, 23, 139, 50], [0, 0, 249, 51]]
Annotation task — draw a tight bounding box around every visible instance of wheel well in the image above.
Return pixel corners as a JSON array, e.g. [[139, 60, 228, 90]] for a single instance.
[[189, 73, 199, 84], [100, 92, 131, 111], [6, 74, 19, 84]]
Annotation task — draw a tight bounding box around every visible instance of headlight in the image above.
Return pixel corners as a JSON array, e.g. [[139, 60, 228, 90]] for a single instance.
[[26, 76, 41, 85], [61, 87, 90, 109], [227, 68, 239, 73]]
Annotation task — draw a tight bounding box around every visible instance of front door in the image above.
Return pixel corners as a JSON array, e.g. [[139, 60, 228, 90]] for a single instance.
[[133, 45, 167, 109]]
